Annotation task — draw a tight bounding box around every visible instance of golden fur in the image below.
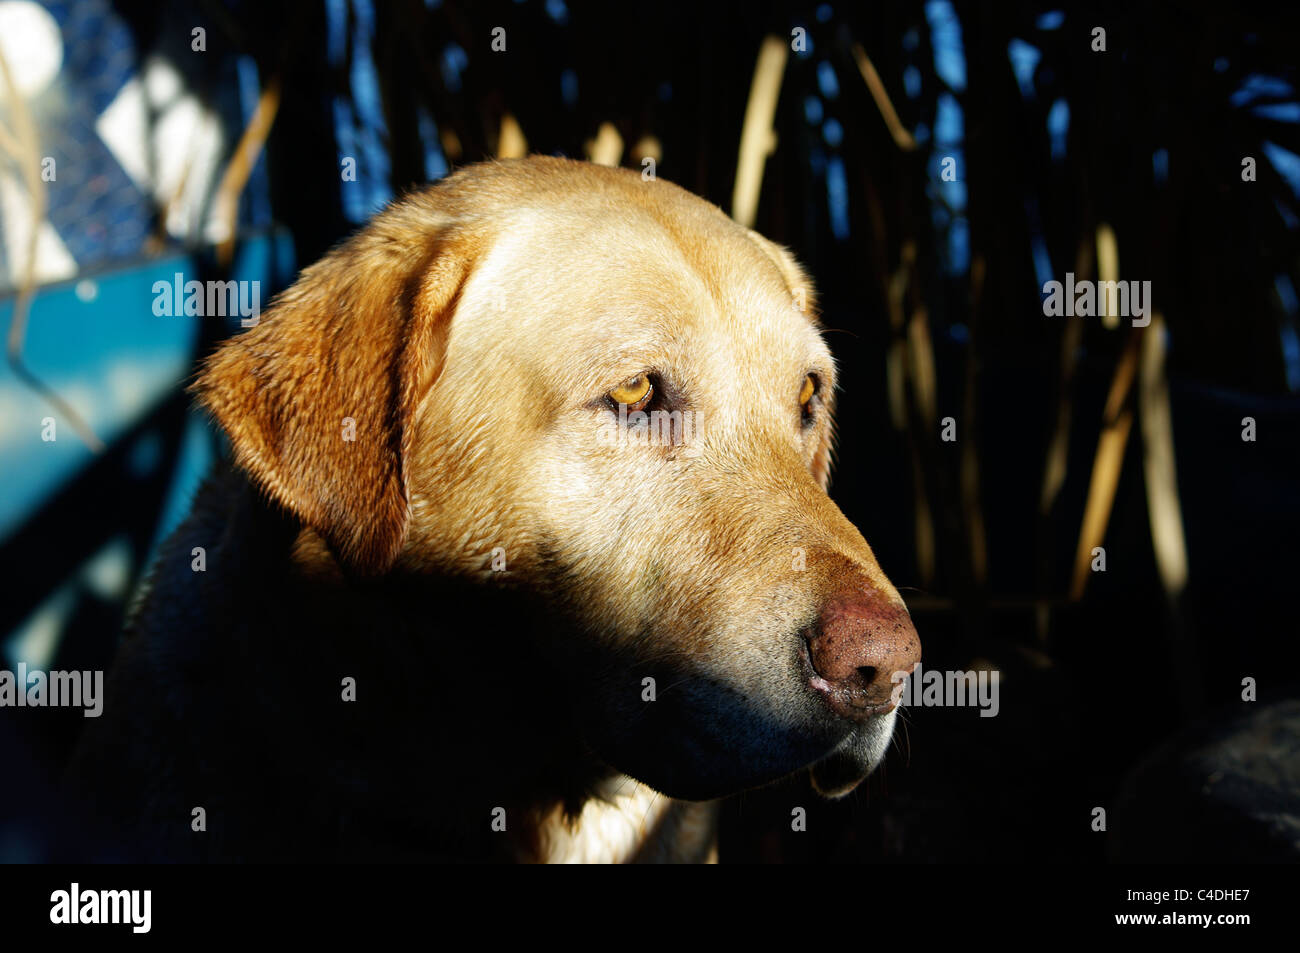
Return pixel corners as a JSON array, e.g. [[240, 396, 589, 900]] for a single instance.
[[75, 156, 918, 863]]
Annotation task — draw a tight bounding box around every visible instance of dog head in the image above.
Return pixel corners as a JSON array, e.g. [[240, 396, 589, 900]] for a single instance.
[[197, 156, 920, 801]]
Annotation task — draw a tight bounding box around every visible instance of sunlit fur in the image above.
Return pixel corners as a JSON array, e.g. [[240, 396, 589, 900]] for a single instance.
[[94, 157, 912, 862]]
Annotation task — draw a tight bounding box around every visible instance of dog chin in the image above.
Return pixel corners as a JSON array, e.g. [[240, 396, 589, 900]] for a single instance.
[[808, 709, 899, 798]]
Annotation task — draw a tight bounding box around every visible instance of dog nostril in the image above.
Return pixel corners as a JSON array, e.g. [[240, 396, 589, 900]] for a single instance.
[[856, 665, 877, 687]]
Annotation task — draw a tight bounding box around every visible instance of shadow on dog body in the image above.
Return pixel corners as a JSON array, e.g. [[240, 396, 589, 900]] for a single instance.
[[69, 157, 919, 862], [71, 465, 715, 861]]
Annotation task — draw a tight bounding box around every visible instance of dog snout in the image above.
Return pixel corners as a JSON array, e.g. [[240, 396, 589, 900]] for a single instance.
[[806, 588, 921, 720]]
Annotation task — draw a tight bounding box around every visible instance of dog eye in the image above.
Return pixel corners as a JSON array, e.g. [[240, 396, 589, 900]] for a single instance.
[[609, 373, 653, 411], [799, 374, 818, 413]]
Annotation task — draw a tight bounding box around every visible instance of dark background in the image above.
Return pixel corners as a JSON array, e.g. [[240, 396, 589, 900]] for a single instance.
[[1, 0, 1297, 862]]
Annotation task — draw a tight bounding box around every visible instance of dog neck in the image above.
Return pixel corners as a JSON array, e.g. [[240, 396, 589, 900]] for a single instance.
[[88, 465, 720, 861], [276, 483, 722, 852]]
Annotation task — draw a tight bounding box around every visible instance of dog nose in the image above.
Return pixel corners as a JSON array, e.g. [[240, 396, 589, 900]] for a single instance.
[[806, 589, 921, 719]]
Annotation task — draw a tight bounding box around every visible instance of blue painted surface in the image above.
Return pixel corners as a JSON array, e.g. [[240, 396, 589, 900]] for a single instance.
[[0, 254, 199, 541], [0, 231, 294, 656]]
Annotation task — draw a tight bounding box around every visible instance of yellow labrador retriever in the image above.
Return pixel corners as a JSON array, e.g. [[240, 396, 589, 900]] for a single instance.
[[69, 156, 920, 863]]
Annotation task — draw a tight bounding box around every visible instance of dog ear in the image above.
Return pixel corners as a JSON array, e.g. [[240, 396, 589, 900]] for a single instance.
[[194, 206, 473, 574], [746, 230, 835, 489]]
